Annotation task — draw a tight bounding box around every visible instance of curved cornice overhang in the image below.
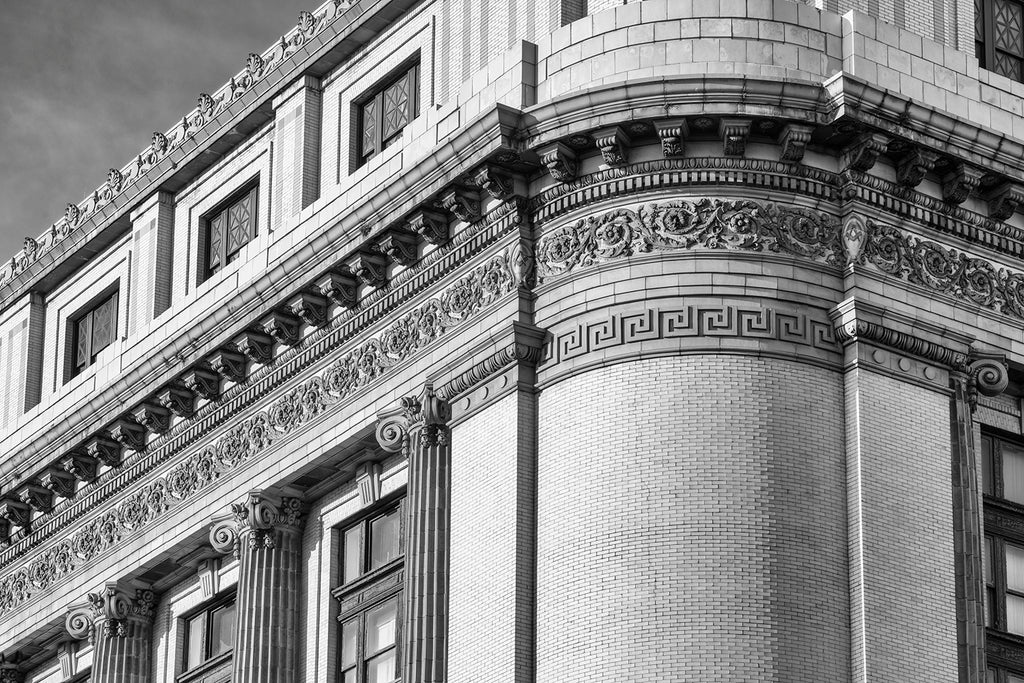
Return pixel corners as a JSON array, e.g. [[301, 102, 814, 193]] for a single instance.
[[0, 0, 423, 310]]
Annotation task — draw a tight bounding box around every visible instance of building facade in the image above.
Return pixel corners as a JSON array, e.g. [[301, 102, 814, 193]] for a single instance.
[[0, 0, 1022, 680]]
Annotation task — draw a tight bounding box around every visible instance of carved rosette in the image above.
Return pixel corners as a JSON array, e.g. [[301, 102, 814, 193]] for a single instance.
[[231, 492, 303, 550]]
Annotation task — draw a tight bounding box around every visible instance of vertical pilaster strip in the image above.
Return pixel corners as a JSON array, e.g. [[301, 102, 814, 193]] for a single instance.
[[65, 584, 154, 683], [229, 491, 304, 683], [272, 75, 322, 232], [376, 385, 452, 683], [23, 293, 45, 411], [951, 373, 987, 683]]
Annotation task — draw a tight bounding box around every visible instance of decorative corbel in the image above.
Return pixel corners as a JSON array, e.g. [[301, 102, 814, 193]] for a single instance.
[[40, 467, 77, 499], [349, 252, 388, 288], [720, 118, 751, 157], [538, 142, 578, 183], [208, 348, 247, 383], [654, 119, 687, 157], [593, 126, 631, 166], [895, 147, 938, 188], [288, 291, 328, 328], [84, 434, 122, 468], [181, 365, 221, 401], [131, 402, 171, 435], [942, 164, 984, 204], [234, 329, 275, 364], [156, 385, 195, 418], [842, 132, 889, 172], [197, 557, 221, 600], [474, 166, 514, 200], [440, 188, 481, 223], [260, 311, 301, 347], [57, 642, 77, 679], [376, 230, 419, 266], [108, 418, 147, 453], [355, 460, 383, 507], [61, 452, 99, 483], [210, 515, 240, 558], [778, 123, 814, 162], [967, 352, 1009, 412], [0, 499, 31, 530], [18, 484, 53, 514], [407, 208, 449, 245], [316, 270, 358, 309], [987, 182, 1024, 221]]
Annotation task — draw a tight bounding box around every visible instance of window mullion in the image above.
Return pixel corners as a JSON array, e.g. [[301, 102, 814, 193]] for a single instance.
[[374, 91, 385, 155], [1000, 538, 1010, 630]]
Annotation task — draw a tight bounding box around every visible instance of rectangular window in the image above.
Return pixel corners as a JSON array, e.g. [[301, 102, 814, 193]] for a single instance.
[[181, 596, 236, 679], [978, 0, 1024, 81], [334, 500, 404, 683], [67, 288, 118, 380], [203, 184, 258, 279], [355, 61, 419, 168]]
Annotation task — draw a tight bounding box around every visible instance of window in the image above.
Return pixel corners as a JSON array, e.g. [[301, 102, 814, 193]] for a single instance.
[[68, 287, 118, 380], [356, 61, 419, 167], [334, 502, 404, 683], [982, 433, 1024, 680], [180, 595, 235, 681], [977, 0, 1024, 81], [203, 184, 258, 278]]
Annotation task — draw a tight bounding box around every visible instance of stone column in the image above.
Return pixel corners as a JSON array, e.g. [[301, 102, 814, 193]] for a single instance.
[[377, 384, 452, 683], [211, 491, 303, 683], [65, 584, 155, 683]]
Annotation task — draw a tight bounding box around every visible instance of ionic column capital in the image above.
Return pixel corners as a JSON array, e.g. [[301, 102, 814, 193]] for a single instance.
[[230, 491, 303, 550], [66, 583, 154, 643], [375, 383, 451, 453]]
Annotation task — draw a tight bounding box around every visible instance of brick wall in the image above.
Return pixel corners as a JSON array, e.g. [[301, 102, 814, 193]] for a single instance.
[[535, 355, 849, 682], [448, 388, 536, 683], [845, 365, 959, 682]]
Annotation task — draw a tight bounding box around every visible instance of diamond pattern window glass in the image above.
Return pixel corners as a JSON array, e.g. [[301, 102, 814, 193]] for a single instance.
[[978, 0, 1024, 80], [355, 60, 419, 167], [68, 288, 118, 380], [203, 184, 258, 279]]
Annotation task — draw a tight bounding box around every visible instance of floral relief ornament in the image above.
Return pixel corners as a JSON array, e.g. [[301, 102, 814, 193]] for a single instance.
[[0, 246, 522, 615]]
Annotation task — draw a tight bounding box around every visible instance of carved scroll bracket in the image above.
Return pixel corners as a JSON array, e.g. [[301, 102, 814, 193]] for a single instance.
[[210, 515, 240, 558], [967, 352, 1009, 412]]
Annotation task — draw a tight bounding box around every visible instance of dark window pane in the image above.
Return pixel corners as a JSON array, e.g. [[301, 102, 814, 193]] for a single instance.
[[344, 525, 363, 582], [210, 602, 235, 657], [365, 598, 397, 655], [366, 649, 396, 683], [75, 315, 91, 370], [186, 613, 205, 670], [370, 509, 401, 570], [1005, 443, 1024, 504], [983, 436, 994, 496]]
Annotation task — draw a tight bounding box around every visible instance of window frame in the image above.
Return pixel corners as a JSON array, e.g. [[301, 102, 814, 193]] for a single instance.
[[178, 591, 237, 683], [201, 181, 259, 281], [977, 0, 1024, 82], [353, 58, 420, 169], [65, 284, 119, 382], [982, 431, 1024, 680], [332, 496, 405, 683]]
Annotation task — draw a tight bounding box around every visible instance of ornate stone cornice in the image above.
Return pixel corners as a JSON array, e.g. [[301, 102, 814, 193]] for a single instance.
[[832, 319, 969, 370], [0, 0, 360, 294], [436, 322, 547, 401]]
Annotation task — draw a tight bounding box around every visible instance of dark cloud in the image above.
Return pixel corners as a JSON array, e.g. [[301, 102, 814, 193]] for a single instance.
[[0, 0, 310, 262]]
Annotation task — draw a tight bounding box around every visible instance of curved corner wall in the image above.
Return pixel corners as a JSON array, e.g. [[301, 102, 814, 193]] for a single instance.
[[535, 355, 849, 682]]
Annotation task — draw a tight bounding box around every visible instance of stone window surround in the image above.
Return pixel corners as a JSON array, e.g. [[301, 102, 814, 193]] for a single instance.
[[352, 56, 421, 171], [200, 182, 259, 281], [60, 277, 122, 388]]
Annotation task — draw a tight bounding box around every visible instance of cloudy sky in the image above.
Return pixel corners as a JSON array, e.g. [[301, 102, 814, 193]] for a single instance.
[[0, 0, 311, 261]]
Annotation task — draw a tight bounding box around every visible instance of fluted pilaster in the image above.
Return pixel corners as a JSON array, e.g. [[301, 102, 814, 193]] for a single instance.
[[65, 584, 154, 683], [377, 384, 451, 683], [214, 491, 303, 683]]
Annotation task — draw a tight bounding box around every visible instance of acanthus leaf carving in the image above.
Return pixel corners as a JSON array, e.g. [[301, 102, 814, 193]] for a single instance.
[[61, 453, 99, 483], [39, 468, 77, 500], [720, 118, 751, 157], [778, 123, 814, 162], [942, 163, 984, 205], [0, 501, 32, 531], [108, 419, 147, 453], [895, 147, 938, 188], [593, 126, 631, 166], [538, 142, 578, 183], [231, 491, 302, 550], [988, 182, 1024, 221], [260, 311, 301, 347], [131, 402, 171, 435], [843, 132, 888, 172], [654, 119, 687, 157], [17, 485, 53, 514]]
